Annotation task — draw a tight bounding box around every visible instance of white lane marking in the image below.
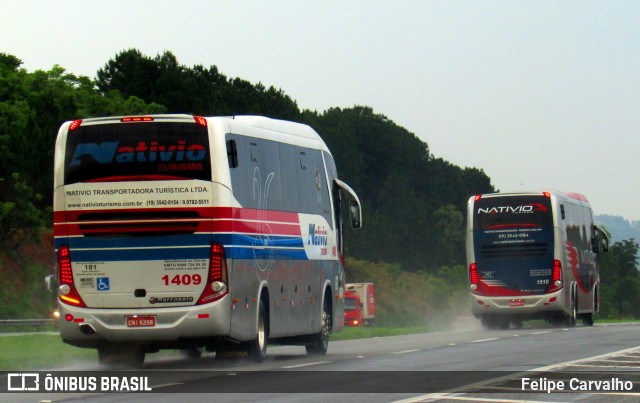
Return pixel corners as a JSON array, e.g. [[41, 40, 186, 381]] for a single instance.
[[281, 361, 330, 369], [415, 396, 553, 402], [532, 331, 550, 335], [391, 345, 640, 403], [532, 345, 640, 371], [469, 337, 498, 343], [570, 363, 640, 369], [392, 349, 420, 354]]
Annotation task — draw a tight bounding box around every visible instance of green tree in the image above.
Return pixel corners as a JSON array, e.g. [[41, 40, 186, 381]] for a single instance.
[[96, 49, 300, 119], [0, 55, 48, 250], [599, 239, 640, 318], [432, 205, 465, 267], [0, 53, 164, 250]]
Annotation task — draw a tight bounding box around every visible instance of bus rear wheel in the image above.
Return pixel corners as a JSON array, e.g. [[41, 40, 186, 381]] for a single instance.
[[98, 343, 145, 368], [306, 298, 330, 355], [566, 296, 577, 327], [481, 315, 508, 330], [497, 317, 510, 330], [181, 345, 203, 359], [582, 313, 594, 327], [481, 316, 496, 330], [248, 300, 268, 362]]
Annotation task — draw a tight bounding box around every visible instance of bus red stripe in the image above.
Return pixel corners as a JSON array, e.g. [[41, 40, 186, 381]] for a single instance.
[[53, 207, 302, 237]]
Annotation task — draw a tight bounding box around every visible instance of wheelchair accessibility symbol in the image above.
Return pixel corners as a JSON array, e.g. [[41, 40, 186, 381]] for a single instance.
[[97, 277, 110, 291]]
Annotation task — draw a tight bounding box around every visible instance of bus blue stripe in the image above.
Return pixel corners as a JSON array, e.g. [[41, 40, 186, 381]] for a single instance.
[[57, 233, 309, 261], [70, 246, 308, 261]]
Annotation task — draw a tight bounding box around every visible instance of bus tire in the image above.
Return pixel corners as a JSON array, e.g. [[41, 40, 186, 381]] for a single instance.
[[582, 313, 594, 327], [567, 294, 577, 327], [98, 343, 145, 368], [497, 317, 510, 330], [306, 298, 330, 355], [181, 346, 203, 359], [481, 316, 498, 330], [248, 300, 268, 362]]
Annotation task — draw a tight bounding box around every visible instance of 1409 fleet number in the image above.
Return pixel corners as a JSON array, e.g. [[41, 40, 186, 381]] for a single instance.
[[161, 274, 202, 286]]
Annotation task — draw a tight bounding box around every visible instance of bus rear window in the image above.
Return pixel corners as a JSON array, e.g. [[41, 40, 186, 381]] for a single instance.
[[64, 122, 211, 184], [473, 196, 552, 229]]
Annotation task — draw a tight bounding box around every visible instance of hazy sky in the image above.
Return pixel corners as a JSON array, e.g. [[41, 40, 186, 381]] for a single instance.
[[4, 1, 640, 219]]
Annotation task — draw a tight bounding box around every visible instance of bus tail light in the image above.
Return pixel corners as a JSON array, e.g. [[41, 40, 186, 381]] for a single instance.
[[57, 246, 86, 307], [469, 263, 481, 293], [120, 116, 154, 123], [547, 259, 563, 293], [194, 116, 207, 127], [69, 120, 82, 131], [197, 243, 229, 305]]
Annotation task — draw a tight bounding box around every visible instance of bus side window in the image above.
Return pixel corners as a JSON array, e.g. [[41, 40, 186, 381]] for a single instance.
[[560, 204, 565, 220], [279, 143, 300, 213], [227, 140, 238, 168]]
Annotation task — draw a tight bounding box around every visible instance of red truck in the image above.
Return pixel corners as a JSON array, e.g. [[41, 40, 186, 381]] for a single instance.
[[344, 283, 375, 327]]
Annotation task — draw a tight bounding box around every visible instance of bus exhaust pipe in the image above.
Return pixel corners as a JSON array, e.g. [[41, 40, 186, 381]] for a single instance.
[[79, 323, 97, 336]]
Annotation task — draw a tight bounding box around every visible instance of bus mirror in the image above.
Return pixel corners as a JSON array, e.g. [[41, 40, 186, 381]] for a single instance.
[[350, 200, 362, 229], [335, 178, 362, 230], [594, 225, 609, 253], [44, 274, 54, 292]]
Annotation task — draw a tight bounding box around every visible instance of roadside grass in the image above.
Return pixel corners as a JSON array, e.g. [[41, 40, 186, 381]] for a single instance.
[[0, 334, 96, 371], [331, 325, 431, 341], [597, 318, 639, 323]]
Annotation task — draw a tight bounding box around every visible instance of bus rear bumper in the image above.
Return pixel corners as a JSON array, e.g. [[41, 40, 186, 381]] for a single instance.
[[58, 295, 231, 347], [470, 289, 567, 317]]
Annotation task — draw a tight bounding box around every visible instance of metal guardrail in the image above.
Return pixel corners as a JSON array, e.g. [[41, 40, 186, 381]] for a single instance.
[[0, 319, 55, 327]]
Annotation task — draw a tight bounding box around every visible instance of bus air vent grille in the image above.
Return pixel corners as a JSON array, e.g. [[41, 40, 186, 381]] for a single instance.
[[75, 211, 201, 237]]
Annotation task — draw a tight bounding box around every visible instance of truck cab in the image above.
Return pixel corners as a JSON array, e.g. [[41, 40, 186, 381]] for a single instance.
[[344, 290, 363, 327]]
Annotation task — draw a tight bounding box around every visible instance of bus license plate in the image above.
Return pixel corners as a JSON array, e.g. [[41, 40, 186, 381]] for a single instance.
[[126, 316, 156, 327], [509, 299, 525, 307]]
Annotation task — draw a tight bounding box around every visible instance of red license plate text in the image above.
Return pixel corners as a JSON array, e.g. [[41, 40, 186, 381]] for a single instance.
[[126, 316, 156, 327]]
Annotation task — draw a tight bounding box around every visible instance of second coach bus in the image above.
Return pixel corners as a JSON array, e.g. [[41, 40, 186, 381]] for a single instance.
[[53, 114, 362, 365], [466, 191, 608, 329]]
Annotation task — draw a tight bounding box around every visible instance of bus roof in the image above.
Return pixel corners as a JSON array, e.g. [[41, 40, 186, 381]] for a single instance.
[[472, 190, 589, 203], [61, 114, 330, 153]]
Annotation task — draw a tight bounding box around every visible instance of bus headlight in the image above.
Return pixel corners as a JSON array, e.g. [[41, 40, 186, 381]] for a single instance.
[[470, 284, 477, 291], [553, 280, 562, 288]]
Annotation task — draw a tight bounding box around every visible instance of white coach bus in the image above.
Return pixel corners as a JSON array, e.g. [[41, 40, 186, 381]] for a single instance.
[[53, 114, 362, 365], [466, 191, 608, 329]]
